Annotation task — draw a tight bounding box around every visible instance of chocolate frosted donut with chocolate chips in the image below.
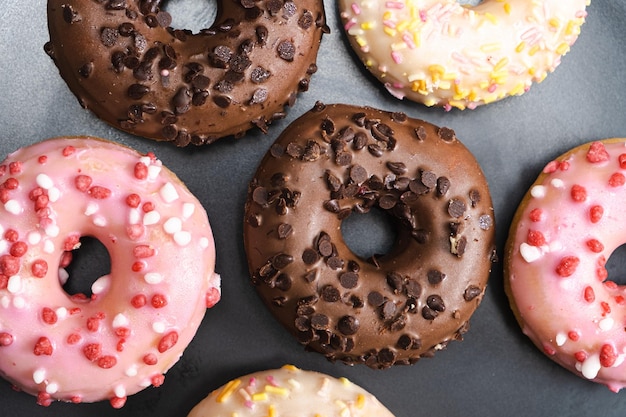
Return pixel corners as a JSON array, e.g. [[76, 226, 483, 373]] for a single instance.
[[244, 103, 496, 368], [44, 0, 327, 146]]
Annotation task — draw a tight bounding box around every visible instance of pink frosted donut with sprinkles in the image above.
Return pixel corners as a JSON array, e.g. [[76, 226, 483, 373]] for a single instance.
[[505, 139, 626, 392], [0, 137, 220, 407], [339, 0, 589, 110], [187, 364, 396, 417]]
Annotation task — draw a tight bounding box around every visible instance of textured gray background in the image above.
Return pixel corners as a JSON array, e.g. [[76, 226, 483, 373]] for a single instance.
[[1, 1, 626, 416]]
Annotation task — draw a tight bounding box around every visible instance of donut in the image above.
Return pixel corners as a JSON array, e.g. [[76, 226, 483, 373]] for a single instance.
[[339, 0, 589, 110], [187, 364, 396, 416], [0, 137, 220, 406], [44, 0, 328, 146], [243, 102, 496, 368], [505, 139, 626, 392]]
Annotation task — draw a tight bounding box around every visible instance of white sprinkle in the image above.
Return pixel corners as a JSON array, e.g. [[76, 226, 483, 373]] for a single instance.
[[144, 272, 163, 285], [4, 200, 22, 215], [140, 379, 152, 388], [128, 208, 141, 225], [36, 173, 54, 190], [599, 317, 614, 331], [0, 296, 9, 308], [143, 211, 160, 225], [555, 332, 567, 347], [182, 203, 195, 219], [58, 268, 69, 285], [27, 231, 42, 245], [152, 321, 166, 333], [12, 296, 25, 309], [163, 217, 182, 234], [33, 369, 46, 384], [45, 382, 59, 394], [125, 365, 138, 377], [84, 202, 99, 216], [114, 385, 126, 398], [139, 156, 152, 166], [43, 240, 55, 254], [48, 187, 60, 203], [147, 164, 162, 181], [113, 313, 130, 328], [7, 275, 21, 294], [581, 354, 601, 379], [92, 215, 107, 227], [174, 231, 191, 246], [549, 241, 563, 252], [199, 237, 209, 249], [45, 224, 60, 238], [530, 185, 546, 198], [91, 275, 111, 295], [550, 178, 564, 188], [55, 307, 68, 320], [159, 182, 179, 203], [520, 242, 542, 263]]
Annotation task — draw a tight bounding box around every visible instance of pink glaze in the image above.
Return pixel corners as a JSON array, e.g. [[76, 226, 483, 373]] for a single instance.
[[0, 137, 220, 406], [506, 139, 626, 392]]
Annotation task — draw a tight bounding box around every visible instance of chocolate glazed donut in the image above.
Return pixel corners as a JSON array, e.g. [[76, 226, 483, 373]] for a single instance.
[[44, 0, 328, 146], [244, 103, 497, 369]]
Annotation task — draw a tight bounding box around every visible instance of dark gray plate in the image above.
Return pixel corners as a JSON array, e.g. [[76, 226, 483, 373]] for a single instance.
[[1, 1, 626, 416]]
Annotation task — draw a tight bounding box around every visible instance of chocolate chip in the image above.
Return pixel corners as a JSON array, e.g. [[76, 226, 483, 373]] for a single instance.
[[378, 194, 397, 210], [277, 223, 293, 239], [436, 177, 451, 197], [421, 306, 438, 320], [335, 152, 352, 166], [210, 45, 232, 68], [353, 132, 368, 150], [78, 62, 94, 78], [250, 88, 268, 105], [294, 316, 310, 332], [448, 199, 466, 218], [100, 27, 118, 47], [391, 112, 407, 123], [318, 240, 333, 257], [267, 0, 283, 14], [256, 26, 269, 44], [156, 11, 172, 27], [213, 95, 231, 108], [427, 295, 445, 312], [386, 161, 407, 175], [62, 4, 81, 23], [310, 314, 329, 330], [386, 272, 403, 294], [412, 229, 429, 244], [350, 165, 367, 184], [302, 140, 322, 162], [325, 172, 342, 192], [438, 127, 456, 141], [469, 189, 481, 207], [271, 253, 294, 269], [464, 286, 482, 301], [404, 279, 422, 298], [172, 87, 192, 114], [381, 300, 397, 320], [321, 285, 340, 302], [367, 144, 383, 157], [427, 270, 446, 286], [126, 83, 149, 100], [367, 291, 384, 307], [298, 10, 314, 29], [251, 66, 271, 83], [338, 315, 359, 335], [302, 248, 319, 265], [303, 269, 317, 283], [415, 126, 427, 141], [326, 256, 344, 270], [323, 199, 340, 213], [451, 235, 467, 257], [277, 41, 296, 61], [479, 214, 493, 230], [421, 171, 437, 189], [339, 272, 358, 289]]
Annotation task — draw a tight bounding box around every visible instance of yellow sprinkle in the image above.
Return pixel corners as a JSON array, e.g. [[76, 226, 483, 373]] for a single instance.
[[479, 80, 490, 90], [355, 36, 367, 48], [356, 394, 366, 409], [548, 18, 561, 28], [449, 100, 467, 110], [565, 20, 576, 36], [515, 41, 526, 53], [216, 379, 242, 403], [412, 31, 421, 47], [468, 90, 478, 102], [442, 72, 458, 81], [265, 385, 289, 396], [528, 66, 536, 76], [252, 392, 269, 402], [528, 45, 540, 56], [383, 11, 392, 20], [503, 3, 511, 14], [231, 413, 239, 417], [360, 21, 375, 30], [493, 57, 509, 72], [339, 377, 350, 386], [556, 42, 570, 55], [491, 73, 508, 85], [509, 82, 525, 96], [480, 43, 501, 53], [438, 81, 452, 90], [281, 364, 298, 372], [423, 98, 437, 107], [267, 404, 276, 417], [383, 27, 397, 37], [396, 20, 409, 32], [484, 12, 498, 24]]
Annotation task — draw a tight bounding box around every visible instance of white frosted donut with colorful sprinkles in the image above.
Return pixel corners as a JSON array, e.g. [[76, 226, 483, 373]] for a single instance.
[[505, 139, 626, 392], [339, 0, 589, 110], [0, 137, 220, 407], [187, 365, 396, 417]]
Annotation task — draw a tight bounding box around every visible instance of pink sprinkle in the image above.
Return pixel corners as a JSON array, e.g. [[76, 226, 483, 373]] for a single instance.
[[419, 9, 427, 22], [351, 2, 361, 15], [344, 20, 356, 31], [391, 51, 402, 64], [266, 375, 279, 387], [543, 160, 559, 174], [488, 84, 497, 93], [402, 33, 416, 49], [385, 1, 404, 8]]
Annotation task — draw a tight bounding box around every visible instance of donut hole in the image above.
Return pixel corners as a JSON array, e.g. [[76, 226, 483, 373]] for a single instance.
[[340, 207, 397, 261], [161, 0, 217, 34], [605, 243, 626, 286], [61, 236, 112, 299]]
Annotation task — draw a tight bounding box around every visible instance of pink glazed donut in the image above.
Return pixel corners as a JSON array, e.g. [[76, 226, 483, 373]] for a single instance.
[[506, 139, 626, 392], [0, 137, 220, 407]]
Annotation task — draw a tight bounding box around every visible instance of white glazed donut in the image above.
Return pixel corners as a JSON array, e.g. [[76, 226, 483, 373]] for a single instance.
[[187, 365, 396, 417], [0, 137, 220, 407], [339, 0, 590, 110]]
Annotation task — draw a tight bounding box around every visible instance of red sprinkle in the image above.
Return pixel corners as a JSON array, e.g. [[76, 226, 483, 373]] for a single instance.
[[590, 205, 604, 223], [134, 162, 148, 180], [151, 294, 167, 308], [110, 396, 127, 409], [4, 229, 18, 242], [616, 295, 625, 305], [567, 331, 579, 342], [574, 351, 588, 362], [142, 202, 155, 212], [555, 256, 580, 277], [131, 294, 147, 308], [584, 286, 595, 303], [10, 241, 27, 257], [67, 333, 82, 345], [117, 339, 125, 352], [157, 331, 179, 353], [60, 252, 73, 268], [527, 230, 546, 247], [3, 178, 18, 190], [34, 195, 49, 211], [83, 343, 102, 361], [131, 261, 145, 272], [586, 239, 604, 253], [9, 162, 22, 175], [62, 146, 76, 157], [0, 332, 14, 346], [97, 355, 117, 369], [0, 255, 20, 277], [597, 256, 608, 281], [600, 344, 617, 367], [133, 245, 155, 258], [70, 396, 82, 404], [143, 353, 158, 365], [529, 208, 543, 222], [151, 374, 165, 387], [570, 184, 587, 202], [31, 259, 48, 278], [206, 287, 221, 308], [619, 153, 626, 169], [543, 344, 556, 356], [586, 142, 610, 163], [126, 193, 141, 208], [609, 172, 626, 187], [115, 327, 131, 339], [34, 337, 53, 356], [37, 392, 52, 407], [74, 175, 93, 192], [86, 315, 103, 332], [38, 155, 48, 164], [601, 301, 611, 316], [560, 161, 570, 171], [0, 275, 6, 290], [88, 186, 112, 199], [41, 307, 58, 325], [126, 224, 144, 241]]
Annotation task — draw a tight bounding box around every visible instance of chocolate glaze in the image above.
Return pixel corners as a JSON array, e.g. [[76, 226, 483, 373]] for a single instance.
[[44, 0, 328, 146], [244, 103, 496, 369]]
